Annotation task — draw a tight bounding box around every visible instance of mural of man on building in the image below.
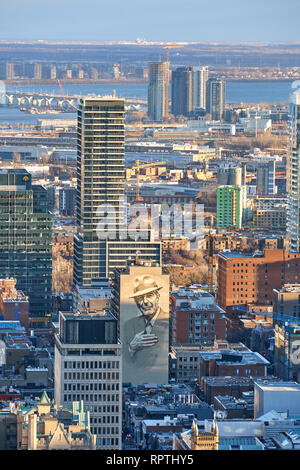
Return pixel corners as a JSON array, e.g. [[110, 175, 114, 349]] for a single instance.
[[120, 267, 169, 384]]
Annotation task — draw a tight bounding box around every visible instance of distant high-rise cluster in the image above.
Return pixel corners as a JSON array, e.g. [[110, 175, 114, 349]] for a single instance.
[[171, 66, 209, 118], [148, 63, 225, 122]]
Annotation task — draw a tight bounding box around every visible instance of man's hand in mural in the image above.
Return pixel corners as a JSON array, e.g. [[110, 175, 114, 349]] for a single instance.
[[128, 331, 158, 356]]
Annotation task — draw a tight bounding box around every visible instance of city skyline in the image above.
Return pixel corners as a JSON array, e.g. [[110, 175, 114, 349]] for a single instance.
[[0, 0, 299, 43]]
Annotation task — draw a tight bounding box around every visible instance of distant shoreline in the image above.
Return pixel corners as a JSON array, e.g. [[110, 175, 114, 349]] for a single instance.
[[3, 78, 296, 86]]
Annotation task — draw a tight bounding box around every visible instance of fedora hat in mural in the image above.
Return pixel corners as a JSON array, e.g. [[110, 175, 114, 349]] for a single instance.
[[129, 275, 163, 298]]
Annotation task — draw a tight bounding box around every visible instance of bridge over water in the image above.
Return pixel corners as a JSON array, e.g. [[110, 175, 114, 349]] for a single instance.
[[1, 92, 147, 112]]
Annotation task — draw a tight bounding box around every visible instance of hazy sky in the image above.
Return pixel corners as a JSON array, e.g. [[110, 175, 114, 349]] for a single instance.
[[0, 0, 299, 42]]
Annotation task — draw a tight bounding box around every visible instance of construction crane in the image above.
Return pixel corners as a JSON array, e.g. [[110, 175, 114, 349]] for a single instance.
[[57, 79, 79, 111], [232, 304, 300, 381], [163, 45, 184, 63]]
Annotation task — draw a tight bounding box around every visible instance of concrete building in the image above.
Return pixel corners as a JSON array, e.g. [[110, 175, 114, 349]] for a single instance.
[[54, 309, 122, 449], [148, 61, 170, 122], [217, 165, 245, 187], [252, 195, 287, 231], [254, 379, 300, 418], [256, 160, 276, 195], [273, 284, 300, 317]]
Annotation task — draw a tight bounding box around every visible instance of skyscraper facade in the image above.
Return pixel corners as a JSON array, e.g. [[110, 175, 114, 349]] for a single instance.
[[73, 96, 125, 287], [54, 309, 122, 449], [287, 88, 300, 252], [171, 66, 193, 117], [171, 66, 208, 117], [206, 78, 225, 121], [192, 66, 209, 110], [148, 61, 170, 122], [0, 169, 52, 320], [73, 96, 161, 287], [256, 160, 276, 195]]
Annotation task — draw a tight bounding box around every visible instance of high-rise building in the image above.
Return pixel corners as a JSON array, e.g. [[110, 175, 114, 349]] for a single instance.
[[73, 96, 125, 287], [34, 63, 42, 80], [206, 78, 225, 121], [54, 309, 122, 449], [59, 186, 76, 216], [0, 169, 52, 321], [73, 96, 161, 287], [256, 160, 276, 195], [6, 62, 14, 80], [171, 66, 193, 117], [217, 185, 247, 229], [148, 61, 170, 121], [287, 87, 300, 252], [192, 66, 208, 110], [217, 166, 245, 186]]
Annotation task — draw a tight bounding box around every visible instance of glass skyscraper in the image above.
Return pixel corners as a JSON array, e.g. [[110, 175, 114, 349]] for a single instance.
[[0, 169, 52, 320], [287, 87, 300, 252]]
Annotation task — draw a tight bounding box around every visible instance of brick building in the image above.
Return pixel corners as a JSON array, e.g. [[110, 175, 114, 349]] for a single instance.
[[0, 278, 29, 331], [200, 376, 255, 404], [198, 348, 269, 381], [217, 249, 300, 311], [171, 287, 226, 346]]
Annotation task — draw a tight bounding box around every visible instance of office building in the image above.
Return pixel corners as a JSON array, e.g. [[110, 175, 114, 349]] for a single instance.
[[206, 78, 225, 121], [287, 87, 300, 252], [54, 309, 122, 449], [171, 66, 193, 117], [217, 185, 247, 229], [73, 96, 161, 287], [59, 186, 76, 216], [0, 169, 52, 321], [192, 66, 208, 110], [148, 61, 170, 121], [217, 249, 300, 311], [256, 160, 276, 195]]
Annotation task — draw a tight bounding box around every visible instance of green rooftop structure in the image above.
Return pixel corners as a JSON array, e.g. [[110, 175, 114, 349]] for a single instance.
[[0, 169, 52, 321]]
